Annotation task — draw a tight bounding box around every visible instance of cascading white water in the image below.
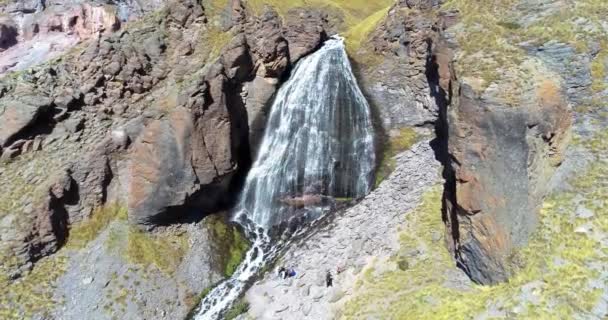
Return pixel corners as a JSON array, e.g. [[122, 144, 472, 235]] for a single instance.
[[193, 36, 375, 320]]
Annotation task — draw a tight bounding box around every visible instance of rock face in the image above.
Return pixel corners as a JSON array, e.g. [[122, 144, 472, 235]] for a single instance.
[[0, 0, 165, 75], [0, 0, 327, 277], [0, 16, 17, 51], [127, 2, 328, 225], [356, 0, 445, 130], [435, 17, 573, 284], [443, 80, 571, 284], [0, 97, 52, 149], [351, 0, 573, 285]]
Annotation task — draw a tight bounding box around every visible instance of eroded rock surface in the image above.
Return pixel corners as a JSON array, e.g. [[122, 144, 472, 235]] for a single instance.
[[0, 0, 327, 280], [436, 5, 574, 284], [354, 0, 445, 129], [0, 0, 130, 74]]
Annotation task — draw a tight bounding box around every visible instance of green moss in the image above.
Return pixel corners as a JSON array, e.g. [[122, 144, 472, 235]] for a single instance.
[[0, 253, 68, 319], [205, 215, 251, 277], [225, 299, 250, 320], [375, 127, 419, 187], [125, 228, 189, 275], [342, 129, 608, 319], [67, 203, 128, 249]]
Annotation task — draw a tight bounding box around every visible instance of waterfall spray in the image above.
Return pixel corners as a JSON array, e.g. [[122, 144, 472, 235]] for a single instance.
[[193, 36, 375, 320]]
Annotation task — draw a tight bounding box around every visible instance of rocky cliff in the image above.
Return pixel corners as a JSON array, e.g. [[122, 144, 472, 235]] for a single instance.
[[0, 0, 330, 318], [1, 0, 607, 319], [238, 1, 606, 319]]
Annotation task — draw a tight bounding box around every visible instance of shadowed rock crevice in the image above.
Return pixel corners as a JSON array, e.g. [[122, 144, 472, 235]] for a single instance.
[[433, 13, 573, 284]]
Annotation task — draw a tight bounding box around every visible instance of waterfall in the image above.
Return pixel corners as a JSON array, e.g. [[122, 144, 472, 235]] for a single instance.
[[193, 36, 375, 320]]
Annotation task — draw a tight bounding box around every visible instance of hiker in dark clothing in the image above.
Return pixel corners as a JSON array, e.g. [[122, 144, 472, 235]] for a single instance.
[[326, 270, 333, 287], [278, 267, 287, 279]]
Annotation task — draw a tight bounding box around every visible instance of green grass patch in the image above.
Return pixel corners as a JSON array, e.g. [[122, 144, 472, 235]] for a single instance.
[[67, 203, 128, 249], [344, 5, 391, 67], [245, 0, 392, 67], [205, 215, 251, 277], [225, 299, 250, 320], [0, 253, 68, 319], [590, 41, 607, 93], [185, 284, 217, 319], [345, 6, 391, 53], [125, 228, 189, 275], [246, 0, 392, 29], [375, 127, 419, 187], [342, 129, 608, 319]]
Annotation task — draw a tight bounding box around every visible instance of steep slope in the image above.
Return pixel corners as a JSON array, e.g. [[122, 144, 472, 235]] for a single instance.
[[339, 0, 607, 318], [239, 0, 606, 319], [0, 0, 329, 318]]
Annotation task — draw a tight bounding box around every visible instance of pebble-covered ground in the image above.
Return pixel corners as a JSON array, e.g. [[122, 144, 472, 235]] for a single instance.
[[242, 141, 449, 319]]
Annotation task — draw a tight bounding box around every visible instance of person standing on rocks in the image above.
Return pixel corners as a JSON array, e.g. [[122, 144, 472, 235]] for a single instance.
[[326, 270, 333, 287]]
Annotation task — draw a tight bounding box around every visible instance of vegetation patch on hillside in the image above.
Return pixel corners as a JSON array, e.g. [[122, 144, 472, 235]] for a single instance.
[[342, 128, 607, 318], [67, 203, 128, 249], [375, 127, 419, 187], [344, 5, 391, 67], [246, 0, 392, 30], [124, 228, 189, 275], [443, 0, 608, 90], [205, 215, 251, 277], [225, 299, 250, 320], [0, 253, 68, 319]]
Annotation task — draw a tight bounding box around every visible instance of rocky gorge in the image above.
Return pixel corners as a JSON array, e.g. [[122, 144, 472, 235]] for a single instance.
[[0, 0, 606, 319]]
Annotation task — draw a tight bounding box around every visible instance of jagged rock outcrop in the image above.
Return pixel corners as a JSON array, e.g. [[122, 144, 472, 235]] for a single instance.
[[353, 0, 573, 285], [129, 3, 328, 224], [435, 13, 573, 284], [355, 0, 445, 130], [443, 79, 571, 284], [0, 0, 327, 277], [0, 0, 166, 75]]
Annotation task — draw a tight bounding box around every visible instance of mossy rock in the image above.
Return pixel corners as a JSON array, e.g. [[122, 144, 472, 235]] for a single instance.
[[375, 127, 419, 187], [205, 214, 251, 277], [224, 299, 250, 320]]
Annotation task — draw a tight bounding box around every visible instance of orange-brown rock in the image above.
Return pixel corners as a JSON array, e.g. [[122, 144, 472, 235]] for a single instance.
[[441, 72, 572, 284]]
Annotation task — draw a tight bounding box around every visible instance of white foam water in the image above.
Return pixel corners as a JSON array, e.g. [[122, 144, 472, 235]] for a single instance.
[[193, 36, 375, 320]]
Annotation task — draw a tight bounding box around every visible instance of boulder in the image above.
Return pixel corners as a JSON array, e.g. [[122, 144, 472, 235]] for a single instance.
[[283, 9, 328, 63], [128, 107, 199, 225], [0, 98, 51, 147], [0, 17, 18, 51]]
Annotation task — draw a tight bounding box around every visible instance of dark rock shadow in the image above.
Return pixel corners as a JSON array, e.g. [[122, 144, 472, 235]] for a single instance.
[[425, 44, 461, 265]]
